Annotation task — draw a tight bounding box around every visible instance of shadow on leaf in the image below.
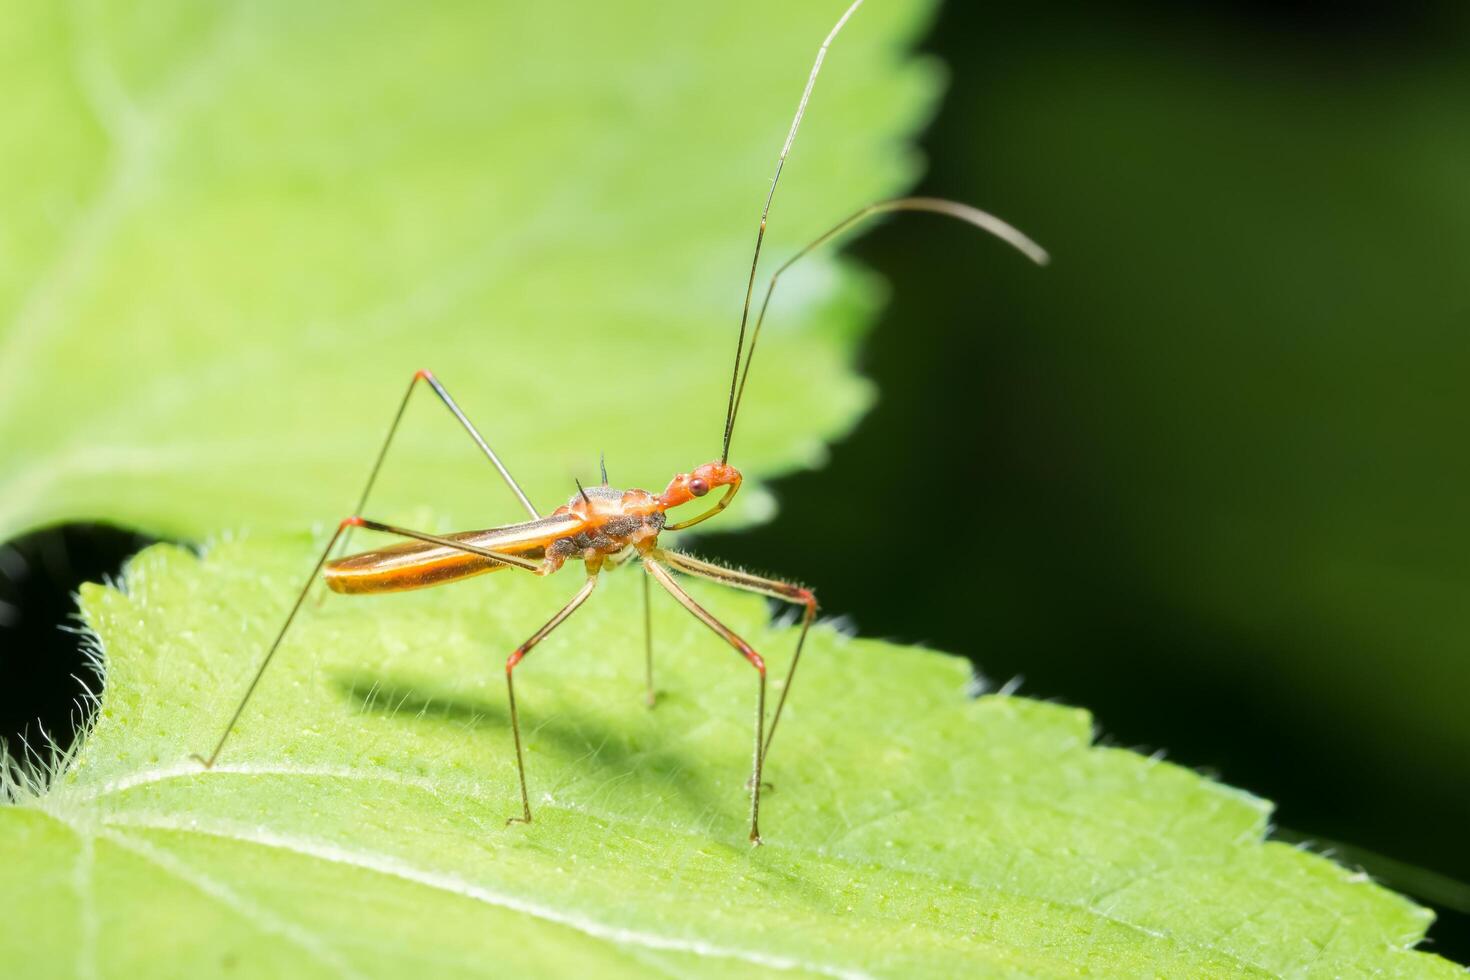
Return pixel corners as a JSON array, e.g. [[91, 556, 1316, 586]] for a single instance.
[[333, 671, 730, 815]]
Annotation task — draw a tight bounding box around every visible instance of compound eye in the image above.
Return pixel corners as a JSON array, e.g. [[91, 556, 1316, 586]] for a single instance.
[[689, 478, 710, 497]]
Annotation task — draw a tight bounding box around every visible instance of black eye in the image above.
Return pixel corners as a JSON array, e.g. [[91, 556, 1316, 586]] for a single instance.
[[689, 478, 709, 497]]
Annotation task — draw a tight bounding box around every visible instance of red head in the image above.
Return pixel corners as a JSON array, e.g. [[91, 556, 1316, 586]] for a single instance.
[[657, 461, 742, 530]]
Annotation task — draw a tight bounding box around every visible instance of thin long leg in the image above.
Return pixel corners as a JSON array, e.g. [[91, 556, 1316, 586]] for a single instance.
[[642, 553, 767, 844], [329, 369, 540, 578], [655, 550, 816, 766], [505, 574, 599, 826], [641, 571, 655, 708], [194, 515, 540, 769]]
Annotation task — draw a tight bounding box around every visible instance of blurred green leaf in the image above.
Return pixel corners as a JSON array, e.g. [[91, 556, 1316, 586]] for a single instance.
[[2, 535, 1457, 977], [0, 0, 936, 542]]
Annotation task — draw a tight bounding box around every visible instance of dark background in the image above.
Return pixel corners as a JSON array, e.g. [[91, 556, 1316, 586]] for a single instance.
[[713, 0, 1470, 960], [4, 0, 1469, 962]]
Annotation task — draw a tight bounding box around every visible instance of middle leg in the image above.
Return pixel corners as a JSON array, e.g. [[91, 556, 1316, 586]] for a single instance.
[[504, 572, 599, 826], [642, 552, 768, 844], [642, 571, 656, 708]]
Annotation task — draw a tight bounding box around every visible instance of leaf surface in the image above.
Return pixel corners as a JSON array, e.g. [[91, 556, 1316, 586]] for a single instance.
[[0, 2, 1458, 976], [3, 536, 1456, 977], [0, 0, 935, 541]]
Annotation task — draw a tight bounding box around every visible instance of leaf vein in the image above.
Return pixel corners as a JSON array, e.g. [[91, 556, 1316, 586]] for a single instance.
[[103, 814, 870, 980]]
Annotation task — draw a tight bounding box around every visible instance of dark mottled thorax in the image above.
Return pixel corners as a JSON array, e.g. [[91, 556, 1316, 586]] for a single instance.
[[545, 484, 666, 569]]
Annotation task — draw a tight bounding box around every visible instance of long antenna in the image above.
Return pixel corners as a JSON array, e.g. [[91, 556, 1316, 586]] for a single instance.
[[720, 0, 866, 465], [723, 198, 1048, 458]]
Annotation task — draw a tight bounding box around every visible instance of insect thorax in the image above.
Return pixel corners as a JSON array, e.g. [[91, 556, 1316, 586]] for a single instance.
[[545, 485, 666, 564]]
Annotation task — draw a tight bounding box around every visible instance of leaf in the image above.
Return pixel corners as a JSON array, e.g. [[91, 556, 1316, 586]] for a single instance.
[[0, 0, 938, 543], [1, 2, 1458, 975], [2, 535, 1457, 977]]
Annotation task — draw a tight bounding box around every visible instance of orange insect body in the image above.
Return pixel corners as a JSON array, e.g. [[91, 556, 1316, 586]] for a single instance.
[[322, 461, 741, 594]]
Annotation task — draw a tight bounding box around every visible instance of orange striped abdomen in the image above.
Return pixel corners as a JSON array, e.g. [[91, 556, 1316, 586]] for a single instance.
[[323, 514, 583, 595]]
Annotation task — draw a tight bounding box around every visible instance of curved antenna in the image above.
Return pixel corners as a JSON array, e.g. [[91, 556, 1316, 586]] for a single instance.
[[720, 0, 866, 466], [723, 196, 1049, 462]]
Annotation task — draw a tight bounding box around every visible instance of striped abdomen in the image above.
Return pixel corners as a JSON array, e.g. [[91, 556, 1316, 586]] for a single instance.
[[323, 514, 584, 594]]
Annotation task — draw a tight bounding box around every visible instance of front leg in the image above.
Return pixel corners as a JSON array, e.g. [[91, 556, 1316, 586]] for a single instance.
[[654, 549, 815, 765]]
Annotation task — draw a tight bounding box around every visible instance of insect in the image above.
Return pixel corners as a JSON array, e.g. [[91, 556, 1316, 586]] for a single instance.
[[192, 0, 1046, 844]]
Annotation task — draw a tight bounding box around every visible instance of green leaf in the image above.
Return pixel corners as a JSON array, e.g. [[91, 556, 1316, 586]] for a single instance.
[[4, 535, 1457, 977], [1, 2, 1458, 975], [0, 0, 936, 542]]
